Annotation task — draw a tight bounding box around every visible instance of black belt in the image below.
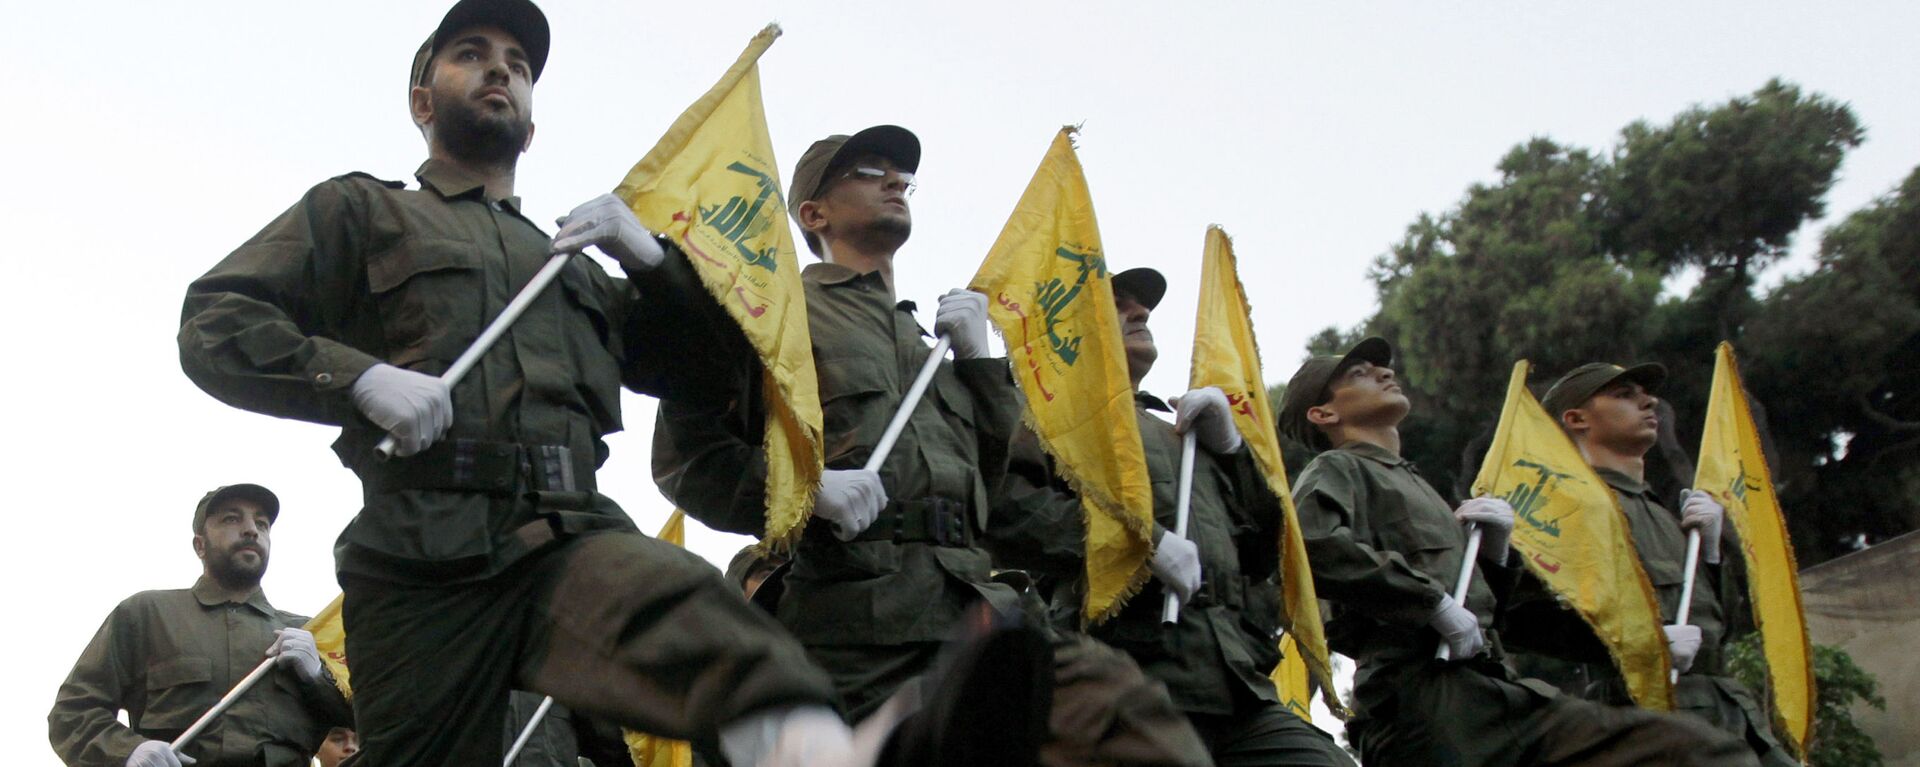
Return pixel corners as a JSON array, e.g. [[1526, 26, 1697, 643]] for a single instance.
[[1190, 574, 1249, 610], [848, 497, 974, 547], [362, 439, 587, 495]]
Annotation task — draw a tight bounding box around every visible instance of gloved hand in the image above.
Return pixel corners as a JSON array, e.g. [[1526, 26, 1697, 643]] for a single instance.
[[268, 627, 323, 685], [1172, 387, 1244, 455], [1680, 490, 1726, 565], [1150, 532, 1202, 603], [126, 741, 195, 767], [1664, 624, 1703, 674], [552, 193, 665, 272], [1429, 594, 1485, 660], [813, 469, 888, 541], [934, 289, 992, 360], [351, 363, 452, 457], [1454, 496, 1515, 565]]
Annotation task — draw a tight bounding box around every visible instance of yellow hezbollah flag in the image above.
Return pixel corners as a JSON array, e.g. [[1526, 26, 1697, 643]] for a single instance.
[[613, 25, 823, 549], [1189, 225, 1344, 716], [970, 127, 1152, 624], [623, 511, 697, 767], [1695, 342, 1815, 754], [304, 595, 350, 701], [1473, 361, 1675, 710], [1270, 632, 1313, 723]]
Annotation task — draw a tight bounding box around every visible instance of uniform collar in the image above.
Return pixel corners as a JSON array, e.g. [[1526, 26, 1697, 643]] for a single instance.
[[1336, 440, 1407, 467], [802, 261, 883, 288], [191, 576, 276, 616], [415, 159, 524, 212], [1593, 466, 1652, 497], [1134, 390, 1172, 413]]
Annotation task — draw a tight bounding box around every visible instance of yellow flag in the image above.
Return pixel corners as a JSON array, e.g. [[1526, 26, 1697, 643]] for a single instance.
[[622, 511, 697, 767], [1473, 361, 1675, 710], [1695, 342, 1814, 754], [613, 25, 822, 549], [303, 595, 351, 701], [1188, 225, 1344, 716], [1270, 632, 1313, 724], [970, 127, 1153, 624]]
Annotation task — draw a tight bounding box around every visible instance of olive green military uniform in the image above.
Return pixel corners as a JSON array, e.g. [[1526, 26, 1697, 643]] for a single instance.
[[1292, 442, 1759, 767], [178, 162, 836, 766], [996, 394, 1351, 766], [655, 264, 1210, 767], [49, 578, 352, 766], [1504, 469, 1794, 766]]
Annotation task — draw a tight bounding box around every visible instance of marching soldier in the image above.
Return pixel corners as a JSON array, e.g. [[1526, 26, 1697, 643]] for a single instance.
[[994, 267, 1354, 766], [1500, 362, 1794, 765], [49, 485, 351, 767], [1279, 338, 1759, 766]]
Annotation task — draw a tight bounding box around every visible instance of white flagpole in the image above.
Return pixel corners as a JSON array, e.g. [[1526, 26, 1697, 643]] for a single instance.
[[503, 696, 556, 765], [1434, 525, 1485, 660], [1161, 432, 1199, 624]]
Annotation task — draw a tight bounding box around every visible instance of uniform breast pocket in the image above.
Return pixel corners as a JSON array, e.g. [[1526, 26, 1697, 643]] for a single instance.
[[365, 239, 483, 368], [926, 364, 977, 431], [816, 356, 892, 461], [1377, 511, 1464, 571], [141, 656, 213, 731], [559, 265, 625, 428]]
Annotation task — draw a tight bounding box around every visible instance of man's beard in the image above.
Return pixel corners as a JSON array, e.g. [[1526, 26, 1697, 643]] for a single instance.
[[854, 215, 911, 254], [207, 543, 267, 589], [436, 97, 530, 166]]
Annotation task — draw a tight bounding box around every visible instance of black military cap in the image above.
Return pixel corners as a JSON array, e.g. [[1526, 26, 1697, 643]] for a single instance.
[[409, 0, 552, 94], [1538, 362, 1667, 424], [1277, 337, 1393, 451], [192, 484, 281, 533], [786, 125, 922, 222], [1111, 267, 1167, 311]]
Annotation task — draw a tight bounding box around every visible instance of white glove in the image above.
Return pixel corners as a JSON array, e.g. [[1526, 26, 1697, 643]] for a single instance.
[[268, 627, 324, 685], [1172, 387, 1244, 455], [1664, 624, 1703, 674], [126, 741, 195, 767], [1680, 490, 1726, 565], [1429, 594, 1485, 660], [813, 469, 888, 541], [551, 193, 665, 272], [351, 363, 452, 457], [1454, 496, 1515, 565], [933, 289, 992, 360], [1150, 532, 1202, 603]]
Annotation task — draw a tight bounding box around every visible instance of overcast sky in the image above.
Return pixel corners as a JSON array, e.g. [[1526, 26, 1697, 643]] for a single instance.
[[5, 1, 1917, 761]]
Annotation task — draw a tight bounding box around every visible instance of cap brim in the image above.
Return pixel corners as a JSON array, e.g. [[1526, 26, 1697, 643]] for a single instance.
[[1617, 362, 1667, 394], [206, 484, 281, 522], [1111, 268, 1167, 311], [1338, 337, 1393, 372], [431, 0, 551, 82], [834, 125, 920, 174]]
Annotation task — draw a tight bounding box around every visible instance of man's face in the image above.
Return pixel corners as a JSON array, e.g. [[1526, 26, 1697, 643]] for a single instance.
[[1114, 291, 1156, 386], [799, 153, 913, 255], [194, 498, 271, 587], [316, 728, 359, 767], [1310, 360, 1409, 433], [413, 26, 535, 165], [1567, 380, 1660, 455]]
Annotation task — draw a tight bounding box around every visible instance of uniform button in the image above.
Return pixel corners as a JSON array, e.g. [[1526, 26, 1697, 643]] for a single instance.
[[315, 372, 334, 385]]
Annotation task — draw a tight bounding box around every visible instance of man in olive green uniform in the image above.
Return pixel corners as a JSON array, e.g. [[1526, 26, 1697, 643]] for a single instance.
[[654, 127, 1205, 767], [1280, 338, 1759, 767], [993, 268, 1352, 767], [50, 485, 351, 767], [176, 3, 879, 765], [1501, 363, 1793, 766]]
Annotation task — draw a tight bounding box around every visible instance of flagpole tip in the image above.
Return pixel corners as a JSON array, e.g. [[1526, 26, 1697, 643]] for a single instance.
[[761, 22, 784, 39]]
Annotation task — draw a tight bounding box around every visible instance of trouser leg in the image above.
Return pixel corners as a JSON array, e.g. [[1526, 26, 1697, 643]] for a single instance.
[[1190, 701, 1353, 767], [1042, 635, 1213, 767], [519, 531, 839, 742], [801, 641, 945, 722], [1524, 692, 1760, 767], [1675, 678, 1795, 767]]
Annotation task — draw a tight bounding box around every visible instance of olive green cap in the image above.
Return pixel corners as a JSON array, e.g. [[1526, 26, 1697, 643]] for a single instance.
[[1277, 337, 1392, 451], [1539, 362, 1667, 424], [408, 0, 552, 97], [786, 125, 921, 224], [192, 484, 280, 533]]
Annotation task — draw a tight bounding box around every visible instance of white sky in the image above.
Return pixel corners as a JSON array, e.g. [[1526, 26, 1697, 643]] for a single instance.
[[4, 1, 1916, 762]]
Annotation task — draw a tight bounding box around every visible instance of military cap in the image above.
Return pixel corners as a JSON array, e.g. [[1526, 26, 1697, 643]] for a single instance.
[[786, 125, 922, 222], [1111, 267, 1167, 311], [193, 484, 281, 533], [1277, 337, 1393, 451], [725, 546, 788, 612], [1538, 362, 1667, 423], [409, 0, 552, 96]]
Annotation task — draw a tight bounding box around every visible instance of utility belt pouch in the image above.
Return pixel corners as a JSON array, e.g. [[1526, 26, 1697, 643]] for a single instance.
[[849, 497, 974, 547]]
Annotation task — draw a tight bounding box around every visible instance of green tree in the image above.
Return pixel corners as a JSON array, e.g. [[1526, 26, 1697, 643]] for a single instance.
[[1726, 635, 1886, 766]]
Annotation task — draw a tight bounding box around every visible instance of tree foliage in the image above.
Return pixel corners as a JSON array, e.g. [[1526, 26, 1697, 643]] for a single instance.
[[1726, 635, 1887, 766]]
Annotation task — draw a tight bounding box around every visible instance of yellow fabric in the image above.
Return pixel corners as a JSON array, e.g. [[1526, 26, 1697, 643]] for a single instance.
[[1472, 361, 1675, 710], [1188, 225, 1345, 717], [623, 511, 697, 767], [969, 127, 1152, 625], [303, 595, 351, 701], [1695, 342, 1815, 755], [612, 25, 822, 550], [1270, 632, 1313, 724]]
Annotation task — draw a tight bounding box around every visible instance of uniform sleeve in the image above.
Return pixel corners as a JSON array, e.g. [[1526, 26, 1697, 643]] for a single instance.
[[983, 425, 1088, 582], [614, 241, 754, 400], [651, 369, 773, 537], [178, 179, 382, 425], [1219, 446, 1285, 578], [953, 357, 1021, 501], [1496, 569, 1613, 664], [49, 603, 148, 767], [1292, 455, 1449, 629]]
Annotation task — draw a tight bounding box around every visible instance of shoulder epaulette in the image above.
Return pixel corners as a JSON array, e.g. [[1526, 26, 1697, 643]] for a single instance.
[[332, 171, 407, 189]]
